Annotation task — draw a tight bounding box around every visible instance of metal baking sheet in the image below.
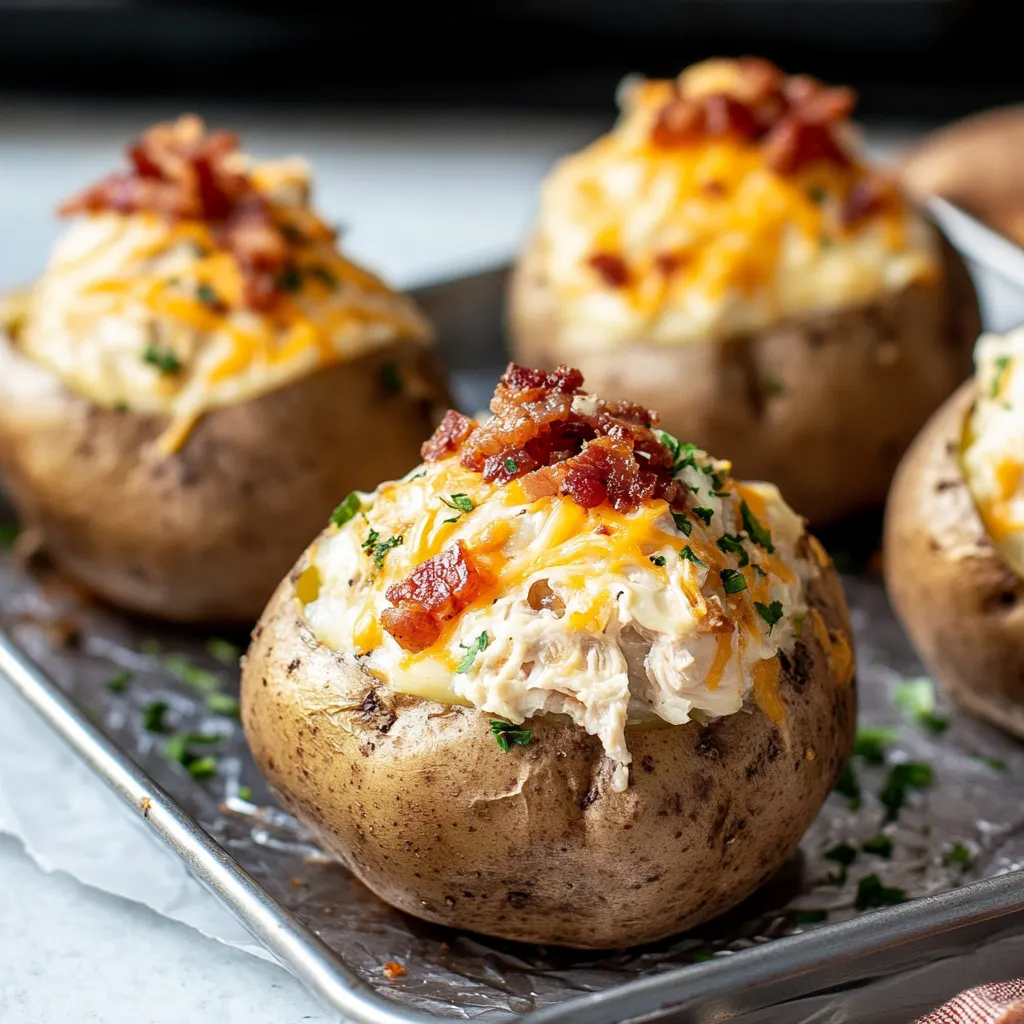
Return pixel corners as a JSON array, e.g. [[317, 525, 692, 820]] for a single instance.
[[4, 265, 1024, 1024]]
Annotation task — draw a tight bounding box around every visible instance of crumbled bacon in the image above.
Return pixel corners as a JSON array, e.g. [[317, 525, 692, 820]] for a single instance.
[[588, 252, 630, 288], [57, 115, 328, 312], [650, 59, 857, 175], [421, 410, 478, 463], [380, 542, 487, 652]]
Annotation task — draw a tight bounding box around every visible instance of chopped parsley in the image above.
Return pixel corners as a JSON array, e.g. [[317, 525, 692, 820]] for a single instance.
[[206, 691, 241, 717], [861, 835, 894, 858], [879, 761, 933, 822], [855, 875, 906, 910], [330, 492, 362, 528], [309, 265, 339, 288], [656, 430, 701, 475], [692, 506, 714, 526], [206, 637, 240, 665], [824, 842, 857, 867], [237, 785, 253, 802], [680, 546, 706, 567], [991, 355, 1012, 399], [979, 756, 1008, 772], [834, 761, 862, 810], [753, 564, 766, 579], [490, 719, 533, 752], [164, 732, 222, 773], [943, 842, 972, 869], [187, 756, 219, 780], [740, 501, 774, 552], [918, 712, 950, 735], [892, 677, 948, 734], [105, 669, 133, 694], [380, 362, 403, 395], [671, 511, 692, 537], [440, 493, 474, 523], [717, 533, 749, 567], [277, 265, 303, 292], [164, 656, 220, 693], [142, 700, 169, 733], [719, 568, 747, 594], [0, 524, 19, 548], [195, 282, 220, 306], [456, 631, 490, 673], [142, 343, 182, 375], [370, 535, 403, 572], [853, 724, 897, 765], [504, 457, 519, 474], [690, 947, 717, 963], [754, 600, 784, 632], [791, 909, 828, 925], [649, 554, 667, 567]]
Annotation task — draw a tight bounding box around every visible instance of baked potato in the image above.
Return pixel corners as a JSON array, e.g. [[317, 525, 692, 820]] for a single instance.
[[509, 58, 980, 526], [0, 116, 448, 624], [885, 326, 1024, 737], [899, 105, 1024, 245], [242, 363, 856, 948]]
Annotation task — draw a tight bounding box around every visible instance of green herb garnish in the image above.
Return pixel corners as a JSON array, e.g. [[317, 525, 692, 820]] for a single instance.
[[490, 719, 533, 752], [791, 909, 828, 924], [740, 501, 774, 552], [165, 732, 223, 767], [205, 692, 241, 717], [825, 842, 857, 867], [943, 842, 972, 869], [206, 637, 240, 665], [692, 506, 714, 526], [142, 344, 182, 375], [834, 761, 862, 810], [277, 266, 302, 292], [504, 457, 519, 474], [164, 656, 220, 693], [649, 554, 667, 567], [456, 632, 490, 673], [991, 355, 1012, 398], [680, 546, 706, 567], [717, 534, 749, 567], [0, 524, 19, 548], [142, 700, 169, 733], [980, 756, 1008, 772], [105, 669, 133, 694], [195, 282, 220, 306], [691, 947, 717, 963], [331, 492, 362, 528], [861, 835, 894, 858], [380, 362, 403, 395], [368, 534, 403, 572], [893, 677, 949, 734], [754, 600, 784, 632], [440, 493, 474, 523], [237, 785, 253, 802], [879, 761, 933, 822], [853, 725, 897, 765], [671, 511, 692, 537], [719, 568, 747, 594], [187, 756, 219, 780], [855, 875, 906, 910]]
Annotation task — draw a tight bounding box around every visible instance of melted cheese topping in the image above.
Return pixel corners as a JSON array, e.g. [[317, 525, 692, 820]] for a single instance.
[[535, 71, 939, 351], [17, 161, 433, 452], [304, 445, 818, 791], [963, 326, 1024, 577]]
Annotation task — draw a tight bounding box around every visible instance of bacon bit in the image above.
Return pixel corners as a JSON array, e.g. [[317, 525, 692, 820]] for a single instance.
[[654, 251, 688, 276], [381, 542, 487, 652], [57, 115, 332, 312], [840, 179, 893, 227], [422, 410, 478, 463], [587, 252, 630, 288], [503, 365, 584, 393], [382, 961, 406, 980], [651, 97, 704, 148]]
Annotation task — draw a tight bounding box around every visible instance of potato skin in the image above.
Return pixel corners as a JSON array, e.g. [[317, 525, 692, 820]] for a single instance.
[[0, 331, 448, 624], [884, 382, 1024, 737], [509, 229, 979, 526], [241, 540, 855, 948]]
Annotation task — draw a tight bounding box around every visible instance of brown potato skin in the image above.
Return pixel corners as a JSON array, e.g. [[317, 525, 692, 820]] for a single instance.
[[884, 382, 1024, 737], [899, 106, 1024, 244], [0, 330, 449, 624], [509, 229, 979, 526], [241, 538, 855, 948]]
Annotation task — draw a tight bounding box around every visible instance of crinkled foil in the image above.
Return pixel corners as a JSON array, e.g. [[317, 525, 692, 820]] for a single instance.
[[2, 270, 1023, 1020]]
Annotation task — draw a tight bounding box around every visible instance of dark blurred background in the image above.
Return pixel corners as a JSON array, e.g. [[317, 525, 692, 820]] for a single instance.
[[0, 0, 1019, 122]]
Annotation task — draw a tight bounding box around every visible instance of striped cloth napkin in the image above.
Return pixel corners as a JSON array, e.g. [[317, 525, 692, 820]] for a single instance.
[[918, 981, 1024, 1023]]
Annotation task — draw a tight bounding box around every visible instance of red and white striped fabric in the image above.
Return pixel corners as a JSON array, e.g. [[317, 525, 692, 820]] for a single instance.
[[918, 981, 1024, 1024]]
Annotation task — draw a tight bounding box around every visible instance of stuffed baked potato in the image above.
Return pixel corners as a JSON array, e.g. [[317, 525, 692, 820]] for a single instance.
[[510, 58, 980, 525], [0, 116, 448, 624], [886, 327, 1024, 737], [242, 363, 855, 948]]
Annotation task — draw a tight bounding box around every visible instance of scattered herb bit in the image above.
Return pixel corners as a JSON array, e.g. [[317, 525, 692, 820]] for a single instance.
[[853, 725, 897, 765], [456, 632, 490, 673], [164, 655, 220, 694], [276, 265, 302, 292], [861, 835, 894, 858], [671, 511, 692, 537], [692, 506, 714, 526], [142, 343, 182, 375], [943, 842, 972, 869], [991, 355, 1012, 399], [165, 732, 224, 768], [834, 761, 862, 810], [309, 265, 339, 288], [206, 637, 240, 665], [979, 756, 1007, 772], [717, 534, 749, 567], [368, 534, 403, 572], [691, 947, 717, 963], [755, 600, 784, 632], [164, 734, 190, 765], [656, 430, 700, 475], [187, 756, 219, 780], [0, 524, 19, 548], [195, 282, 220, 306], [440, 493, 474, 523], [142, 700, 169, 733], [105, 669, 133, 694], [362, 527, 380, 553], [879, 761, 934, 822], [825, 842, 857, 867], [380, 362, 403, 395], [791, 909, 828, 924], [740, 501, 774, 552], [504, 457, 519, 474], [680, 546, 706, 567], [649, 554, 667, 567], [206, 691, 241, 717], [720, 568, 747, 594], [761, 375, 785, 398], [330, 492, 362, 528], [855, 875, 906, 910], [490, 719, 533, 752], [919, 712, 949, 734], [892, 677, 949, 734], [753, 564, 766, 579], [237, 785, 253, 802], [141, 638, 163, 656]]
